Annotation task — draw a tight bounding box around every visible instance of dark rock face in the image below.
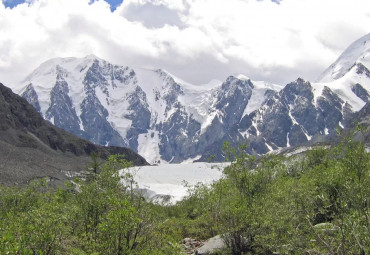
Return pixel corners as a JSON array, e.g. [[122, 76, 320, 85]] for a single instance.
[[80, 61, 134, 147], [158, 108, 201, 162], [215, 76, 254, 127], [256, 93, 293, 147], [252, 79, 314, 148], [352, 83, 370, 103], [149, 71, 201, 162], [289, 124, 309, 146], [21, 83, 41, 113], [284, 80, 318, 136], [244, 78, 351, 150], [156, 70, 184, 111], [356, 62, 370, 78], [354, 101, 370, 123], [46, 74, 83, 137], [316, 87, 345, 130], [195, 76, 256, 158], [0, 82, 147, 185], [125, 86, 151, 151], [80, 91, 126, 147]]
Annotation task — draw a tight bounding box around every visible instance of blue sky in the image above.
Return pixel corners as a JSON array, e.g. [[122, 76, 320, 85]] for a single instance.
[[2, 0, 25, 8], [2, 0, 281, 11], [0, 0, 369, 87], [90, 0, 124, 11], [3, 0, 124, 11]]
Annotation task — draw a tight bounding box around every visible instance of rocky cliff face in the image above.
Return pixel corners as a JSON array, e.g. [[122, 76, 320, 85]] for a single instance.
[[15, 34, 370, 163], [243, 79, 348, 149]]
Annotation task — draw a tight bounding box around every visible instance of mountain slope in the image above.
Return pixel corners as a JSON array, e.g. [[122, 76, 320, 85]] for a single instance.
[[318, 33, 370, 83], [0, 83, 147, 185]]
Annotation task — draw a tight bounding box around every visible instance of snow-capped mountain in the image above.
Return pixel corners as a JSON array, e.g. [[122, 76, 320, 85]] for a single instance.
[[317, 33, 370, 83], [15, 33, 370, 163], [16, 56, 280, 163], [315, 33, 370, 113], [241, 78, 349, 150], [236, 33, 370, 152]]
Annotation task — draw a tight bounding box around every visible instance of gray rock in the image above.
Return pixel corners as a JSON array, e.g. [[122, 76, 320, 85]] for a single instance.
[[196, 235, 226, 255], [21, 83, 41, 113], [243, 78, 352, 151], [46, 73, 84, 137], [351, 83, 370, 102], [125, 86, 151, 151], [356, 62, 370, 78], [215, 76, 254, 128]]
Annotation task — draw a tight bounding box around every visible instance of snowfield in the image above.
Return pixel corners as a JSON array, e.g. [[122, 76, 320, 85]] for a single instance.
[[122, 162, 229, 204]]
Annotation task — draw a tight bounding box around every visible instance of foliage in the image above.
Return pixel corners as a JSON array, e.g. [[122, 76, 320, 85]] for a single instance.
[[0, 155, 184, 255], [0, 133, 369, 254], [172, 135, 369, 255]]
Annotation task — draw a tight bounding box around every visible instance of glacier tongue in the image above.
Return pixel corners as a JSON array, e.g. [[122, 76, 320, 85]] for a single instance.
[[124, 162, 228, 204]]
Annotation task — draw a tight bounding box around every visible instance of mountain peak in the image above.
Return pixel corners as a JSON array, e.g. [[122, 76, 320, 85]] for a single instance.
[[317, 33, 370, 83], [225, 75, 251, 84], [235, 74, 250, 81], [84, 53, 100, 60], [295, 77, 309, 84]]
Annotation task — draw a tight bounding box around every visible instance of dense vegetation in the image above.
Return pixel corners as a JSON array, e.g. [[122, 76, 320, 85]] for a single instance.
[[0, 134, 369, 254], [173, 135, 370, 255], [0, 155, 184, 254]]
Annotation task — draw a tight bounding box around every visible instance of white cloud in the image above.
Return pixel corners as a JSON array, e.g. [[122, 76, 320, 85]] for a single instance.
[[0, 0, 369, 88], [117, 1, 185, 29]]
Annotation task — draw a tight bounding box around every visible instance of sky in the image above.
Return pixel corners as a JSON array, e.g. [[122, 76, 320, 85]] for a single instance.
[[0, 0, 369, 87]]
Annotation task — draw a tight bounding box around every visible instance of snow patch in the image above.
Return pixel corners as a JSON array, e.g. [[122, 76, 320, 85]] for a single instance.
[[303, 131, 312, 141], [286, 132, 290, 147], [242, 80, 282, 117], [236, 74, 250, 80], [287, 108, 299, 125], [265, 143, 273, 152], [311, 83, 326, 105], [137, 131, 162, 165]]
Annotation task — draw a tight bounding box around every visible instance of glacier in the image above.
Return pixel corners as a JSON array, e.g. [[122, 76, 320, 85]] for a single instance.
[[123, 162, 229, 204]]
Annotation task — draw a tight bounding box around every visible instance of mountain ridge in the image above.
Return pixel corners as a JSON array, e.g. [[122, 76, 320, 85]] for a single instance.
[[317, 33, 370, 83], [14, 33, 370, 163]]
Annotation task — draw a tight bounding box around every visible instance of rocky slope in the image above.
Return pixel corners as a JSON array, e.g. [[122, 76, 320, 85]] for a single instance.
[[14, 33, 370, 163], [0, 83, 147, 185]]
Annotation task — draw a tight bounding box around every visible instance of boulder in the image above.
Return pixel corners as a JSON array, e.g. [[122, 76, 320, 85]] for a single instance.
[[196, 235, 226, 255]]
